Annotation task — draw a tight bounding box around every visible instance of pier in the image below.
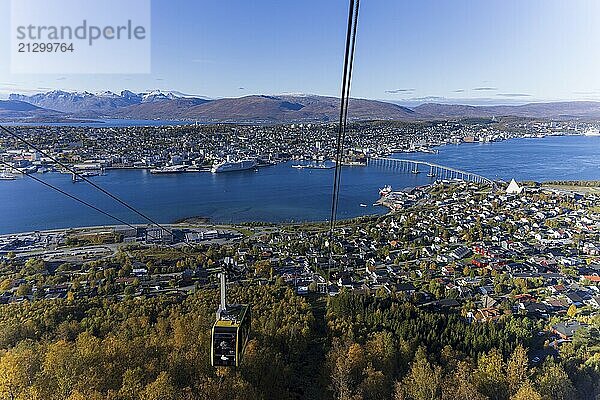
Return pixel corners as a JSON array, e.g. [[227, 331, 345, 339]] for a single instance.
[[368, 157, 493, 184]]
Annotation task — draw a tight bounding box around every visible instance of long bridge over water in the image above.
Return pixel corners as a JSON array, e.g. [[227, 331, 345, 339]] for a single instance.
[[368, 157, 493, 184]]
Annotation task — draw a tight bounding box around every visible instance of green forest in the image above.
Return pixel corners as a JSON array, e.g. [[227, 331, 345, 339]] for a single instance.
[[0, 283, 598, 400]]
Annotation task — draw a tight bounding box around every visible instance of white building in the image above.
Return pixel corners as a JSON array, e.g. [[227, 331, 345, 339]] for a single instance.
[[506, 179, 523, 195]]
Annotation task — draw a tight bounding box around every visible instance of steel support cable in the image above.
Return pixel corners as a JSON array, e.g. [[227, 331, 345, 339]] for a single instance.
[[0, 159, 134, 229], [329, 0, 356, 236], [0, 133, 196, 253], [0, 125, 175, 237], [328, 0, 360, 278], [333, 0, 360, 228], [0, 159, 189, 252]]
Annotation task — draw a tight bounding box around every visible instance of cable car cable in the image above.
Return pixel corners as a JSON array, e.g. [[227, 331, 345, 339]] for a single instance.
[[342, 0, 360, 136], [330, 0, 360, 234], [328, 0, 360, 278], [329, 0, 355, 237], [0, 159, 136, 229], [0, 160, 186, 253], [0, 125, 176, 238]]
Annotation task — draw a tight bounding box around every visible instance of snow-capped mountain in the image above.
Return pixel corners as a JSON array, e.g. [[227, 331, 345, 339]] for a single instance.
[[7, 89, 600, 123], [140, 90, 212, 103], [9, 89, 210, 115]]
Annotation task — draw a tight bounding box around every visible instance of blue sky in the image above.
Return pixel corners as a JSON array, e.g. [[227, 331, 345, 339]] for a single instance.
[[2, 0, 600, 104]]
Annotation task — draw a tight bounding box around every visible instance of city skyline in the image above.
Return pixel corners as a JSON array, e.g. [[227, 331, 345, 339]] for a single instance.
[[2, 0, 600, 103]]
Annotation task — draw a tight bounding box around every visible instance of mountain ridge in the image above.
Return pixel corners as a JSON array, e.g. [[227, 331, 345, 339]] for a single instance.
[[6, 90, 600, 123], [0, 100, 64, 119]]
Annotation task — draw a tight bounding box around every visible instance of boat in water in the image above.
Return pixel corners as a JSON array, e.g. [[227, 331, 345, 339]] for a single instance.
[[150, 165, 187, 174], [306, 164, 334, 169], [212, 159, 258, 173], [79, 168, 106, 177], [14, 166, 38, 175], [584, 127, 600, 136], [292, 163, 334, 170], [0, 172, 16, 180], [379, 185, 392, 197], [411, 169, 421, 174]]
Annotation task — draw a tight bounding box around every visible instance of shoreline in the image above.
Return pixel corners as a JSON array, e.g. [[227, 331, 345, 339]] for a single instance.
[[0, 214, 383, 238], [2, 178, 599, 237], [1, 132, 594, 176], [0, 222, 249, 245], [1, 135, 598, 236]]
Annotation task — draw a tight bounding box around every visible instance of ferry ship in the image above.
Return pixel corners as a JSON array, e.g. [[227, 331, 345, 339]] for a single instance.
[[292, 163, 334, 170], [584, 127, 600, 136], [80, 170, 105, 177], [212, 159, 258, 173], [14, 166, 38, 175], [149, 165, 186, 174], [306, 163, 334, 170]]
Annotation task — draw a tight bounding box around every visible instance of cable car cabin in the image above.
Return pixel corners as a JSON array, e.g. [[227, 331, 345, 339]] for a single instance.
[[211, 304, 250, 367]]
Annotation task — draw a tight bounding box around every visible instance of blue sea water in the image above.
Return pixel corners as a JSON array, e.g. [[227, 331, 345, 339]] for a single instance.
[[0, 135, 598, 234], [394, 135, 600, 182]]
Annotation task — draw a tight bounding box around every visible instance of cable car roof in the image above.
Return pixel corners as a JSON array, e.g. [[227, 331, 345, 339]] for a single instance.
[[214, 304, 249, 327]]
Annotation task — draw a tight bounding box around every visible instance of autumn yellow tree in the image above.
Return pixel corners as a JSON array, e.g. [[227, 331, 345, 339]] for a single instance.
[[357, 365, 387, 400], [0, 344, 41, 400], [119, 367, 145, 400], [507, 345, 531, 395], [475, 348, 508, 400], [41, 340, 79, 400], [328, 339, 369, 400], [536, 362, 576, 400], [397, 347, 442, 400], [141, 371, 176, 400], [442, 361, 487, 400], [511, 383, 542, 400]]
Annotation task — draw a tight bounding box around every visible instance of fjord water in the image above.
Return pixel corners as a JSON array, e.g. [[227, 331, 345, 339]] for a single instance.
[[395, 135, 600, 182], [0, 135, 598, 234]]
